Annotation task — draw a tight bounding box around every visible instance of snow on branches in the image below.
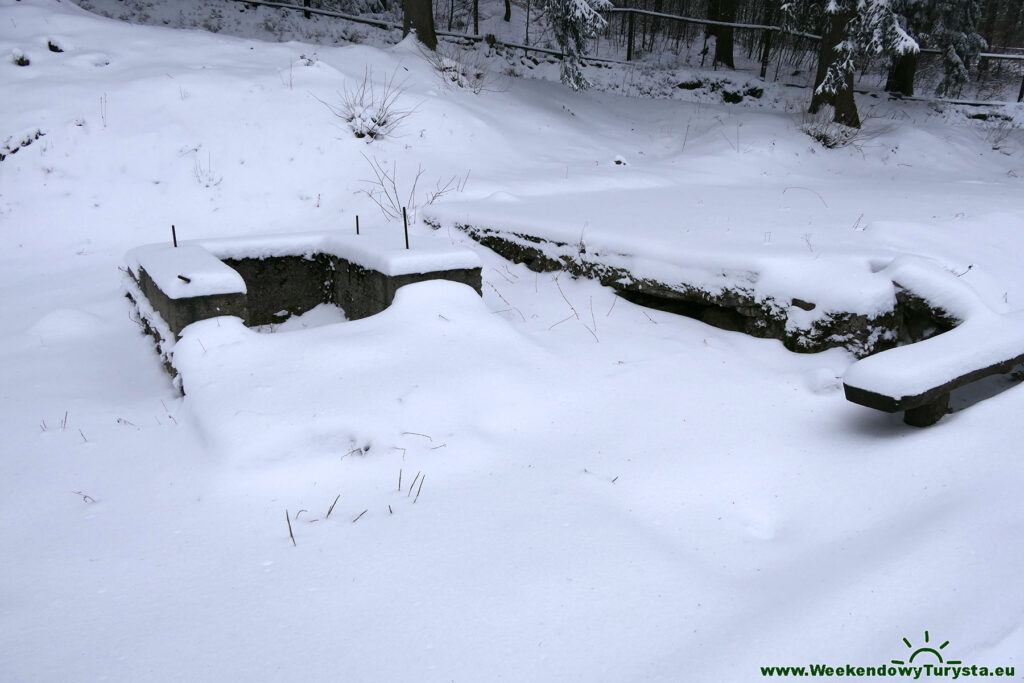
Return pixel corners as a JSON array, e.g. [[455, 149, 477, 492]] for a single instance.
[[812, 0, 920, 98], [541, 0, 612, 90], [928, 0, 987, 97], [785, 0, 918, 127], [858, 0, 919, 57]]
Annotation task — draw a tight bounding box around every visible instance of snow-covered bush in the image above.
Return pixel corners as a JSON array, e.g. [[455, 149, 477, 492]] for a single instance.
[[800, 109, 860, 148], [319, 68, 413, 141]]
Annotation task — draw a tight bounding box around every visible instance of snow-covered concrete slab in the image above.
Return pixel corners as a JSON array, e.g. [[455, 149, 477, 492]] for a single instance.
[[844, 257, 1024, 424], [435, 216, 903, 356], [844, 313, 1024, 404], [427, 189, 902, 317], [126, 243, 247, 299], [197, 231, 481, 277], [124, 242, 249, 340], [126, 230, 483, 344]]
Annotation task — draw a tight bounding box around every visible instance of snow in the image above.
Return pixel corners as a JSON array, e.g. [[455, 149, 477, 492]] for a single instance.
[[126, 242, 247, 298], [122, 271, 175, 349], [197, 231, 482, 276], [430, 191, 902, 320], [843, 310, 1024, 399], [844, 256, 1024, 399], [3, 1, 1024, 681], [883, 255, 990, 321], [252, 302, 347, 332]]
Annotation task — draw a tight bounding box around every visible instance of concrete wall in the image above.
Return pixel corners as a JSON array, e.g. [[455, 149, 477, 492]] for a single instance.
[[223, 255, 333, 327], [332, 256, 483, 320], [453, 222, 901, 358], [133, 266, 247, 338], [130, 251, 482, 336]]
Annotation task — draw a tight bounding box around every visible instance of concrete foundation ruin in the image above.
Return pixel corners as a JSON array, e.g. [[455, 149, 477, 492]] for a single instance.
[[124, 231, 483, 382]]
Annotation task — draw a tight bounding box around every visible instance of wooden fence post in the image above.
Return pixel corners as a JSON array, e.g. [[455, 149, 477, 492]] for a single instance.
[[303, 0, 310, 19]]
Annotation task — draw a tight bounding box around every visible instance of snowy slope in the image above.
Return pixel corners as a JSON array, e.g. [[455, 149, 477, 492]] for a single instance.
[[2, 1, 1024, 681]]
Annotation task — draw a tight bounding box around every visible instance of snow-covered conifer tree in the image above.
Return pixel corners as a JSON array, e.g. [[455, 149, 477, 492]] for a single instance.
[[886, 0, 986, 97], [541, 0, 612, 90], [785, 0, 919, 128], [928, 0, 987, 97]]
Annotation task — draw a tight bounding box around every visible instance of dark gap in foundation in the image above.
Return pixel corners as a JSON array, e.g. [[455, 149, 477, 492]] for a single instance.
[[615, 290, 748, 333]]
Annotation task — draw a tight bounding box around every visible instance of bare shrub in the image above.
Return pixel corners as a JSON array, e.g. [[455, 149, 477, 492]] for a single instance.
[[318, 67, 413, 141], [976, 116, 1018, 152], [359, 154, 468, 223], [420, 44, 499, 95], [800, 108, 860, 148], [192, 152, 222, 188]]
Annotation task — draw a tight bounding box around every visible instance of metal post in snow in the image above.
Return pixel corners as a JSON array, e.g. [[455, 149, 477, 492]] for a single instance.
[[402, 207, 409, 250], [356, 215, 360, 235], [172, 225, 178, 248]]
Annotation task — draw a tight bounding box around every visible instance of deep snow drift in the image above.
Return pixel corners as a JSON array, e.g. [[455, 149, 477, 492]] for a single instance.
[[2, 1, 1023, 681]]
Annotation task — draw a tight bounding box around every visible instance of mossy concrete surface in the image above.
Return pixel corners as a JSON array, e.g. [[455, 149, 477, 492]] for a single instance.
[[223, 254, 333, 327]]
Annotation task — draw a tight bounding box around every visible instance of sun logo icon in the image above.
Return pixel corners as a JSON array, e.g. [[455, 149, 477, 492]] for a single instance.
[[892, 631, 962, 666]]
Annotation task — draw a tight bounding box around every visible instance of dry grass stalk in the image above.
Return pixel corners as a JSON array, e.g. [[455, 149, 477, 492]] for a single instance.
[[285, 509, 296, 547], [326, 494, 341, 519]]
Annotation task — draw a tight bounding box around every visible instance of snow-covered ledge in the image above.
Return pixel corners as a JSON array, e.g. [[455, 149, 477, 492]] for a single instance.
[[125, 243, 248, 338], [196, 232, 482, 325], [843, 258, 1024, 426]]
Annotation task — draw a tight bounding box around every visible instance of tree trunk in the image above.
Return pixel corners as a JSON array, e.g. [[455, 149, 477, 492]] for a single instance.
[[403, 0, 437, 50], [981, 0, 1000, 47], [702, 0, 717, 68], [705, 0, 719, 66], [525, 0, 531, 45], [649, 0, 662, 52], [504, 0, 511, 22], [474, 0, 479, 35], [627, 11, 636, 61], [758, 2, 775, 80], [714, 0, 735, 69], [809, 9, 860, 129], [831, 68, 860, 128], [885, 51, 917, 96]]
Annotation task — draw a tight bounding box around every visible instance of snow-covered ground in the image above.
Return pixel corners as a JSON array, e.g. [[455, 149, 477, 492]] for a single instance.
[[2, 1, 1024, 681]]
